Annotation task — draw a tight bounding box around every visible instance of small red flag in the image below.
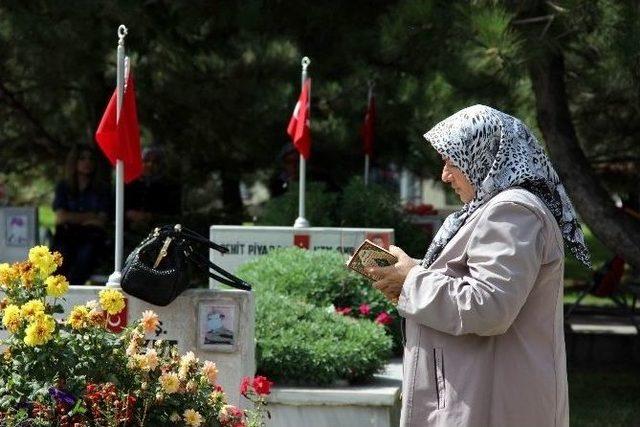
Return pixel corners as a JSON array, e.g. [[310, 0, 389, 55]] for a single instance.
[[361, 94, 375, 156], [95, 73, 142, 184], [287, 79, 311, 159]]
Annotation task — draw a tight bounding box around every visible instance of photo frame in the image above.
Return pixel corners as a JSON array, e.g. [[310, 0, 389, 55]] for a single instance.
[[197, 301, 239, 352]]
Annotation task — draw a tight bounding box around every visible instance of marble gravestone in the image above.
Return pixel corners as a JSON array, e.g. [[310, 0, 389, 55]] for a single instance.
[[0, 207, 38, 263]]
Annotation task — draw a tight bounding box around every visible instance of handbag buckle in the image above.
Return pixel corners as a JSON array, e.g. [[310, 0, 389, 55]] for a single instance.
[[153, 237, 173, 269]]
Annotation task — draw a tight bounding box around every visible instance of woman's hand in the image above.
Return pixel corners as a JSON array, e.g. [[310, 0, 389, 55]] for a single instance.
[[369, 245, 418, 303]]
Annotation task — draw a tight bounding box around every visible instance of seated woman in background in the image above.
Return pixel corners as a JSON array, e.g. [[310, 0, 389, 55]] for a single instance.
[[52, 146, 111, 286]]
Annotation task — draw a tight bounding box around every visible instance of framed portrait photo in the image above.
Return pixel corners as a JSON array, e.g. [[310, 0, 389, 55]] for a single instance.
[[197, 301, 238, 352]]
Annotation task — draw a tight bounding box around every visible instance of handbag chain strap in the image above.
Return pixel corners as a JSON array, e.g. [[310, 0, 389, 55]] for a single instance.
[[153, 224, 252, 291]]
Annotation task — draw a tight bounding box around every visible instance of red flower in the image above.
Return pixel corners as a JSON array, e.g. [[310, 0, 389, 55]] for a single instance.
[[358, 304, 371, 316], [335, 306, 352, 315], [375, 312, 394, 325], [252, 376, 273, 396], [240, 376, 251, 397]]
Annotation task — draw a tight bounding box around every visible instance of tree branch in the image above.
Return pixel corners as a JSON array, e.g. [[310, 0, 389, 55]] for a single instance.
[[0, 78, 62, 154]]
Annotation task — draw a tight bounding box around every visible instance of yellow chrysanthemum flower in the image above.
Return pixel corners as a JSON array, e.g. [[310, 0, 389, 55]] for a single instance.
[[23, 314, 56, 346], [20, 300, 45, 320], [132, 348, 159, 372], [98, 289, 125, 315], [28, 245, 57, 278], [0, 263, 18, 288], [183, 409, 203, 427], [45, 275, 69, 298], [52, 251, 63, 268], [2, 304, 23, 333], [16, 262, 36, 288], [67, 305, 90, 330], [159, 372, 180, 394]]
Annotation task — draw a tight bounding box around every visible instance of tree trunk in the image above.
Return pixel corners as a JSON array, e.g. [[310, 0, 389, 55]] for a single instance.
[[529, 49, 640, 271], [220, 170, 244, 224]]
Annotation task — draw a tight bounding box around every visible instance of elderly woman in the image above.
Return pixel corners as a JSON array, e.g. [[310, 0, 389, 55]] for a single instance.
[[369, 105, 590, 427]]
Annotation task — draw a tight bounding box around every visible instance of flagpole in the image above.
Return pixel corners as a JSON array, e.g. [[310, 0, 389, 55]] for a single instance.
[[294, 56, 311, 228], [364, 81, 373, 187], [106, 24, 128, 288], [364, 155, 370, 186]]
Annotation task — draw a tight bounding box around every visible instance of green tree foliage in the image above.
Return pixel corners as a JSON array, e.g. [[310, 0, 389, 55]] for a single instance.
[[0, 1, 638, 264]]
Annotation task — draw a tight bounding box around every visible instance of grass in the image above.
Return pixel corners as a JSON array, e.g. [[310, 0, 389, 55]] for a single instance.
[[569, 364, 640, 426], [38, 205, 55, 232], [563, 292, 616, 307]]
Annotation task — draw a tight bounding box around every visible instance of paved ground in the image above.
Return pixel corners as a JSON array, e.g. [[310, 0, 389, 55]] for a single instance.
[[376, 357, 403, 382], [566, 312, 639, 335]]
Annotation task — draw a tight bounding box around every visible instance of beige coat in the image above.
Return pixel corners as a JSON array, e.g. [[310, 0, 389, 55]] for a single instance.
[[397, 188, 568, 427]]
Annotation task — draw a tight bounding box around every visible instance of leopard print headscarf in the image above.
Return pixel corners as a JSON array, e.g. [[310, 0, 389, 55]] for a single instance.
[[421, 104, 591, 268]]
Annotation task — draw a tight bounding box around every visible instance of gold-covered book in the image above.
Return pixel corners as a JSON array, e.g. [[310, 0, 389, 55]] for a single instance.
[[346, 239, 398, 281]]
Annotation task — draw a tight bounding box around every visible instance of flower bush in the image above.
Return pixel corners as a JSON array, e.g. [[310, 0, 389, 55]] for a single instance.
[[0, 246, 270, 426]]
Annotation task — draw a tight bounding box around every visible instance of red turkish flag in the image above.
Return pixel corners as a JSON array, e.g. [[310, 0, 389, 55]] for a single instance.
[[95, 73, 142, 183], [361, 94, 375, 156], [287, 79, 311, 159]]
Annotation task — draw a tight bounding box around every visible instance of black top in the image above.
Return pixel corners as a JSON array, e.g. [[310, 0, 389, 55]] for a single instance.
[[53, 181, 110, 215], [125, 177, 180, 215]]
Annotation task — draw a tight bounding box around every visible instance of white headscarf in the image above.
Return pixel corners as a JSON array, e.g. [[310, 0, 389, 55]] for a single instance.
[[421, 104, 591, 268]]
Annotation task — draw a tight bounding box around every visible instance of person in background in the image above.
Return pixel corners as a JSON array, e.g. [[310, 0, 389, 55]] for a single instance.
[[125, 146, 181, 236], [268, 144, 299, 198], [52, 145, 110, 286], [369, 105, 591, 427]]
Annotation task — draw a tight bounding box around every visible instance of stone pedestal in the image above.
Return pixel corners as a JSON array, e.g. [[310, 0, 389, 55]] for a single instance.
[[266, 378, 401, 427]]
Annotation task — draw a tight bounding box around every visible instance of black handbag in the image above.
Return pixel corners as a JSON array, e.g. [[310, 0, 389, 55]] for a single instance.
[[121, 224, 252, 306]]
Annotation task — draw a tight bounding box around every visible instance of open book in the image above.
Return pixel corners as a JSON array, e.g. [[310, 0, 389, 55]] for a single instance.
[[346, 239, 398, 281]]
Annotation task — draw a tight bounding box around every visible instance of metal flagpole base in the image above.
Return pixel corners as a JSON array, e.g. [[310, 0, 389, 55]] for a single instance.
[[293, 217, 310, 228], [106, 271, 122, 288]]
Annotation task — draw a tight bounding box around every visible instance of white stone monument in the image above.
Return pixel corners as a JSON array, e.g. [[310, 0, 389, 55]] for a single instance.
[[209, 225, 394, 279]]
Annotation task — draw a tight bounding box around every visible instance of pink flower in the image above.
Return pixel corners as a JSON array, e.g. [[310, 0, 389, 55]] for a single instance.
[[375, 311, 394, 325], [335, 307, 352, 315], [140, 310, 160, 334], [239, 376, 251, 397], [359, 304, 371, 316]]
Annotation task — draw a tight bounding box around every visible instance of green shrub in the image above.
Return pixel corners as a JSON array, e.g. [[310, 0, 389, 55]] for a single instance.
[[237, 247, 389, 311], [257, 181, 338, 227], [254, 292, 392, 385], [237, 247, 402, 383]]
